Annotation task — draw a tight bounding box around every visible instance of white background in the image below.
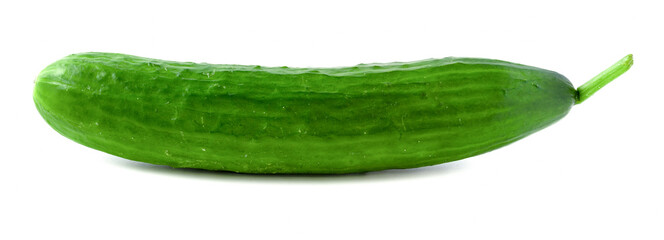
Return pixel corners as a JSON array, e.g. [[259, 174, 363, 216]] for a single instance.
[[1, 0, 662, 239]]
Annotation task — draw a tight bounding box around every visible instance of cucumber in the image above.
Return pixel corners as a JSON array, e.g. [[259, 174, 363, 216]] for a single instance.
[[33, 53, 633, 174]]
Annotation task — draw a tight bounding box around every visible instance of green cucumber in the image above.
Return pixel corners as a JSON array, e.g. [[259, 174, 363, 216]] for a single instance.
[[33, 53, 633, 174]]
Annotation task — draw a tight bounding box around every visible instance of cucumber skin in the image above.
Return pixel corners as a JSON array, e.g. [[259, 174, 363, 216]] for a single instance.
[[34, 52, 576, 174]]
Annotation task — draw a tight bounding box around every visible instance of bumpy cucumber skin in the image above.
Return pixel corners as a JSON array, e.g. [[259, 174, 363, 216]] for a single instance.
[[34, 53, 576, 174]]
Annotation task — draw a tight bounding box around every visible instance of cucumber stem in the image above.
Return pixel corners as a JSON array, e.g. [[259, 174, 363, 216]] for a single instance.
[[576, 54, 633, 104]]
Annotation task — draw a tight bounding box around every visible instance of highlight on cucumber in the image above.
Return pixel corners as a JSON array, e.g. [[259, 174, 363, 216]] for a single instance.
[[33, 53, 633, 174]]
